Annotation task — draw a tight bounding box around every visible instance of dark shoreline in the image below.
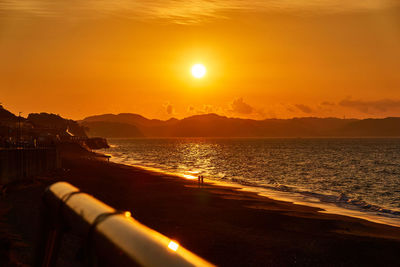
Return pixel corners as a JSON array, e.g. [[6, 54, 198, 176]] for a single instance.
[[2, 151, 400, 266], [107, 157, 400, 228]]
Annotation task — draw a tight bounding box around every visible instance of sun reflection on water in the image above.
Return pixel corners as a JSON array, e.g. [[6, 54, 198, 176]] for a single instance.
[[183, 174, 197, 180]]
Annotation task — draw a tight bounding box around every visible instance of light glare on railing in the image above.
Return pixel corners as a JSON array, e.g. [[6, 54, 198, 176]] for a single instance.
[[168, 241, 179, 252], [45, 182, 214, 266]]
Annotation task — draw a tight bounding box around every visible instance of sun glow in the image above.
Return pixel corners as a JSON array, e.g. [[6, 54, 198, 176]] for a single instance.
[[191, 64, 206, 78]]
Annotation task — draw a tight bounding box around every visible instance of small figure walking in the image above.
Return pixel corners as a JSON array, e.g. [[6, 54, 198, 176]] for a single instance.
[[198, 175, 204, 186]]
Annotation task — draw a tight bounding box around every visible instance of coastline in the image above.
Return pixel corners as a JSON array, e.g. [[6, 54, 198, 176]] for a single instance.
[[60, 154, 400, 266], [105, 154, 400, 228], [2, 146, 400, 265]]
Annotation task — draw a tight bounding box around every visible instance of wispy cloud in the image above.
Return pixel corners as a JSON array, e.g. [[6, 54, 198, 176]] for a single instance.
[[294, 104, 313, 114], [163, 102, 175, 115], [321, 101, 335, 106], [228, 98, 267, 118], [187, 104, 223, 115], [230, 97, 253, 115], [339, 98, 400, 114], [1, 0, 398, 23]]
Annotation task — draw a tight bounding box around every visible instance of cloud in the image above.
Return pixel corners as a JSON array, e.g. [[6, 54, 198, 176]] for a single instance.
[[164, 102, 174, 115], [1, 0, 398, 23], [202, 105, 217, 114], [321, 101, 335, 106], [187, 104, 223, 115], [339, 99, 400, 114], [230, 97, 253, 115], [286, 106, 296, 113], [294, 104, 313, 114]]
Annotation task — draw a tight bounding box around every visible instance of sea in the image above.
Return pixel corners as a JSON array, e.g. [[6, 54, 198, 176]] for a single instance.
[[99, 138, 400, 226]]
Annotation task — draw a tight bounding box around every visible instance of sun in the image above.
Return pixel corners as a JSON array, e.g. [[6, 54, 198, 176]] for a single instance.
[[191, 64, 206, 79]]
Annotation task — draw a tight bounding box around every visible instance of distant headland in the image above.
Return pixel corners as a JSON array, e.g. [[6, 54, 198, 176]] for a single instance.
[[81, 112, 400, 138], [2, 104, 400, 139], [0, 104, 108, 149]]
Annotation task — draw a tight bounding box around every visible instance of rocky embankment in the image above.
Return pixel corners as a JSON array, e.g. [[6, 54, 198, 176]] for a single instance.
[[84, 137, 109, 150]]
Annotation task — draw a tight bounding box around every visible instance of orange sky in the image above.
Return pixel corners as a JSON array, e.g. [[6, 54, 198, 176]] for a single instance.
[[1, 1, 400, 120]]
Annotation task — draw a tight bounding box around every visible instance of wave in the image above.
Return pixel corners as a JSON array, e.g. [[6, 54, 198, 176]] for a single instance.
[[225, 175, 400, 217], [104, 150, 400, 227]]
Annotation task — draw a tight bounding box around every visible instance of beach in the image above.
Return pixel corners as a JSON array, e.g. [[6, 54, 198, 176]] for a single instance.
[[2, 147, 400, 266]]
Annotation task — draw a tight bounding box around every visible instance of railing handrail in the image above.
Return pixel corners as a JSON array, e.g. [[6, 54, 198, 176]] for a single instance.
[[40, 182, 214, 267]]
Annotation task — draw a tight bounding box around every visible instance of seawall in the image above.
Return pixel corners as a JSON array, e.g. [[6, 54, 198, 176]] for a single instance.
[[0, 148, 60, 184]]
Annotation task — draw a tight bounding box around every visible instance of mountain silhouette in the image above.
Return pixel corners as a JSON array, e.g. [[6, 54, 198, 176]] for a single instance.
[[339, 117, 400, 136], [81, 113, 400, 138], [0, 105, 19, 122], [28, 113, 87, 137], [83, 121, 143, 138]]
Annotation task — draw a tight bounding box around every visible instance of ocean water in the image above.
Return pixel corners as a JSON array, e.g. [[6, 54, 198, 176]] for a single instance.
[[100, 138, 400, 224]]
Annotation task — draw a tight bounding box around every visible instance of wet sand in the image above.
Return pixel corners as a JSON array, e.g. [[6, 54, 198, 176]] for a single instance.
[[2, 146, 400, 266], [61, 155, 400, 266]]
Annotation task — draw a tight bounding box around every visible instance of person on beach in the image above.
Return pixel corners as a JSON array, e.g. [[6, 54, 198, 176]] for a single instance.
[[198, 175, 204, 185]]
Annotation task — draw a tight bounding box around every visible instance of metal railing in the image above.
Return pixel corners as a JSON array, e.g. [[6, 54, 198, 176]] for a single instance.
[[37, 182, 214, 267]]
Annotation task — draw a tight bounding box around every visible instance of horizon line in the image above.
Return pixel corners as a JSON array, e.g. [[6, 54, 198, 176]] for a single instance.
[[79, 112, 400, 122]]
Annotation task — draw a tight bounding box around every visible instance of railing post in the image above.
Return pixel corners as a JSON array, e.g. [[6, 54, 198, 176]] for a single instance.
[[34, 207, 59, 267], [34, 189, 71, 267]]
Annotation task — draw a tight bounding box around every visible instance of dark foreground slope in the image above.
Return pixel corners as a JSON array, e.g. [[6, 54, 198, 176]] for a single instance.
[[1, 146, 400, 266]]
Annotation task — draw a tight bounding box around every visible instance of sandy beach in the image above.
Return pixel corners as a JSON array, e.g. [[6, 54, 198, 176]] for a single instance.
[[2, 146, 400, 266], [3, 0, 400, 265]]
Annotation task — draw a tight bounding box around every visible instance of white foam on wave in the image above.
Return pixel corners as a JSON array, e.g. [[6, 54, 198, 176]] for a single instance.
[[105, 151, 400, 228]]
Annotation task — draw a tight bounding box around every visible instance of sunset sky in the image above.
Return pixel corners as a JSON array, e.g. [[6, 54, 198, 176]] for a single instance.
[[1, 0, 400, 120]]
